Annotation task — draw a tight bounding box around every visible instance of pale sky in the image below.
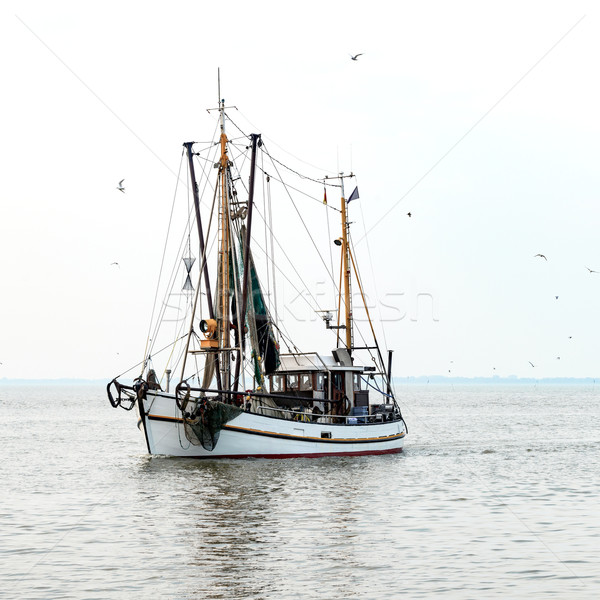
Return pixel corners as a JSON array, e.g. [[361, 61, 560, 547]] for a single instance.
[[1, 0, 598, 380]]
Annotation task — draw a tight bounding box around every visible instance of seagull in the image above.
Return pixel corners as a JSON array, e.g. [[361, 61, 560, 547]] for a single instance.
[[586, 266, 599, 274], [534, 254, 547, 260], [407, 212, 412, 217], [110, 262, 120, 268], [528, 361, 535, 367], [117, 179, 125, 193], [350, 53, 364, 61]]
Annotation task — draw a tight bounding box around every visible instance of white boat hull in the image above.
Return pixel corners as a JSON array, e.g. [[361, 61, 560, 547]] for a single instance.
[[140, 391, 406, 458]]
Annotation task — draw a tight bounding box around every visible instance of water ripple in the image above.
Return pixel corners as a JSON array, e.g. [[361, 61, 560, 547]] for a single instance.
[[1, 384, 599, 598]]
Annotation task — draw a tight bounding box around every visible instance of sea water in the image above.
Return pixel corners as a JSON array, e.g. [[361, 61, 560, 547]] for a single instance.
[[0, 383, 598, 599]]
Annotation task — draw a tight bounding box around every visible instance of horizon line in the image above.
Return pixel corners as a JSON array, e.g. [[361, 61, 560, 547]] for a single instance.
[[0, 375, 597, 384]]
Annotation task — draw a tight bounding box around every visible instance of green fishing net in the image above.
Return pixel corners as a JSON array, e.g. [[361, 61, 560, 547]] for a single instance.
[[185, 400, 243, 451]]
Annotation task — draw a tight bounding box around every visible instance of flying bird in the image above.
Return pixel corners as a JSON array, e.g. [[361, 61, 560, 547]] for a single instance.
[[350, 53, 364, 61], [117, 179, 125, 193], [528, 361, 535, 367], [586, 266, 599, 274], [534, 254, 547, 260], [407, 212, 412, 218], [110, 262, 120, 268]]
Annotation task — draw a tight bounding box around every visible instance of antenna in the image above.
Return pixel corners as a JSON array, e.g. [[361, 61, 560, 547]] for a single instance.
[[217, 67, 221, 107]]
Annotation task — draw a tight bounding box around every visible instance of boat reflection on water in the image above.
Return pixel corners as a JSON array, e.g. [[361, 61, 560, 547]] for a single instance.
[[133, 455, 398, 598]]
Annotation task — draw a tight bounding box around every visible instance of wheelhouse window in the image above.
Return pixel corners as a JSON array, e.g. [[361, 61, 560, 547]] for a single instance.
[[299, 373, 312, 391], [353, 374, 362, 391], [332, 372, 344, 391], [287, 374, 298, 390], [315, 372, 324, 391], [271, 375, 285, 393]]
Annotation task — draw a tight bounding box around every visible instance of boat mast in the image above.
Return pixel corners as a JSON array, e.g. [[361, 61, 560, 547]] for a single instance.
[[339, 175, 353, 351], [183, 142, 217, 321], [217, 95, 232, 390], [181, 141, 222, 390], [233, 132, 261, 391]]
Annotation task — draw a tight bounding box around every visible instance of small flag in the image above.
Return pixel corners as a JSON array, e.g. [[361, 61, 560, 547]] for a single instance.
[[348, 186, 359, 202], [323, 188, 327, 204]]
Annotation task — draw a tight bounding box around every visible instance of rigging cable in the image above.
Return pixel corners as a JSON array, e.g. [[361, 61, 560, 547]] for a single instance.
[[356, 197, 390, 357], [260, 153, 272, 315], [251, 154, 375, 356], [244, 207, 322, 352], [325, 194, 337, 309], [227, 110, 339, 182], [115, 334, 188, 380], [348, 240, 386, 374], [266, 173, 279, 326], [151, 139, 222, 383], [149, 148, 218, 368], [226, 119, 381, 366], [140, 149, 186, 377], [178, 152, 221, 382], [249, 163, 341, 211], [146, 124, 222, 368], [261, 140, 340, 296], [250, 202, 325, 317]]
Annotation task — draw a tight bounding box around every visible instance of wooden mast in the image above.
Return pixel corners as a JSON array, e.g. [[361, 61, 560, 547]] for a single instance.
[[217, 96, 231, 390], [180, 142, 222, 391], [340, 189, 353, 351]]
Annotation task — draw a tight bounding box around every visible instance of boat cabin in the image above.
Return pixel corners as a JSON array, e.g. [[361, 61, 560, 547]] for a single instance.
[[265, 349, 371, 419]]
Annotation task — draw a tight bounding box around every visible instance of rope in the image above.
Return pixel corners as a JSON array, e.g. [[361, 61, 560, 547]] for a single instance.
[[325, 198, 336, 304], [115, 334, 188, 380], [146, 137, 221, 370], [253, 166, 341, 212], [250, 202, 325, 317], [261, 140, 340, 295], [348, 243, 385, 374], [261, 145, 341, 188], [140, 150, 186, 376], [227, 110, 339, 183], [360, 375, 394, 399], [356, 198, 390, 355]]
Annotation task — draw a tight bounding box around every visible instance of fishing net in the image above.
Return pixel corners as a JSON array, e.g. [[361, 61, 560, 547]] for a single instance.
[[184, 400, 243, 451], [238, 227, 280, 376]]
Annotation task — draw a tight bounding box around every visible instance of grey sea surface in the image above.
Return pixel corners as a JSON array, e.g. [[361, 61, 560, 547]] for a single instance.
[[1, 383, 599, 599]]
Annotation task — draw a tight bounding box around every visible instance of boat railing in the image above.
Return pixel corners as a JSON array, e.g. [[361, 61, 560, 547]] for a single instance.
[[255, 404, 390, 425], [108, 379, 399, 424], [174, 384, 341, 406]]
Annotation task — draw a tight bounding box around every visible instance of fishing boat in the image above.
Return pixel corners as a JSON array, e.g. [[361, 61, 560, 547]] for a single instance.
[[107, 95, 407, 458]]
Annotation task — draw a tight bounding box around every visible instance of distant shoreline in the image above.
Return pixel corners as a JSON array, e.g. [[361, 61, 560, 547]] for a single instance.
[[0, 376, 597, 385], [395, 376, 598, 385]]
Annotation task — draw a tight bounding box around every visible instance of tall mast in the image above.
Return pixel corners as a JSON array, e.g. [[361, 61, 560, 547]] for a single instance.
[[183, 142, 215, 314], [339, 175, 353, 351], [217, 96, 231, 389], [233, 133, 261, 391], [181, 141, 222, 390]]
